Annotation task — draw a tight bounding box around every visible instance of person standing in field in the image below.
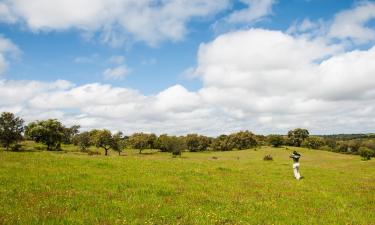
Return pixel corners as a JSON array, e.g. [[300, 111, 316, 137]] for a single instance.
[[290, 151, 301, 180]]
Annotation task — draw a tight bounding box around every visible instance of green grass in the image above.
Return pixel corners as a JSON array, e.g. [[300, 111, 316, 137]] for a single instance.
[[0, 145, 374, 225]]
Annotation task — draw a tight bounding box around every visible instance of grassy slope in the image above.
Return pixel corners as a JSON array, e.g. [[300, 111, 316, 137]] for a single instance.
[[0, 146, 374, 225]]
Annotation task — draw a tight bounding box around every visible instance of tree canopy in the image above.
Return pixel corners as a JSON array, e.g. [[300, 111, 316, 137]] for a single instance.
[[0, 112, 24, 150]]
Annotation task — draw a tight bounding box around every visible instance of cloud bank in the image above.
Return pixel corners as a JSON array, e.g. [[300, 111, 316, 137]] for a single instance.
[[1, 27, 375, 135], [1, 1, 375, 135]]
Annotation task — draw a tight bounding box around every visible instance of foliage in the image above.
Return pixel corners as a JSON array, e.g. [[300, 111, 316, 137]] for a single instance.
[[112, 132, 126, 155], [211, 135, 231, 151], [91, 129, 121, 156], [301, 136, 325, 149], [128, 133, 157, 154], [62, 125, 80, 144], [358, 147, 374, 160], [185, 134, 210, 152], [72, 131, 92, 152], [25, 119, 65, 150], [228, 131, 258, 150], [155, 134, 186, 154], [0, 112, 24, 150], [287, 128, 309, 147], [212, 131, 257, 151], [267, 135, 284, 147]]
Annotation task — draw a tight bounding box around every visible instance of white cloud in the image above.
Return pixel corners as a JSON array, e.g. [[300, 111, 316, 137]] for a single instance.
[[103, 65, 131, 80], [2, 28, 375, 135], [0, 0, 230, 46], [288, 2, 375, 45], [0, 36, 19, 74], [0, 2, 16, 22], [225, 0, 275, 24], [194, 29, 375, 134], [329, 1, 375, 44]]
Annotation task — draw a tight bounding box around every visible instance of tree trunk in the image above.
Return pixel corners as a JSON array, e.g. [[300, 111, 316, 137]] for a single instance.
[[118, 151, 121, 156], [105, 148, 108, 156], [139, 149, 142, 154]]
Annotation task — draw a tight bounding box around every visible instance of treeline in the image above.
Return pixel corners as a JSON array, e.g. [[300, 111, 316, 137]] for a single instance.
[[0, 112, 374, 160]]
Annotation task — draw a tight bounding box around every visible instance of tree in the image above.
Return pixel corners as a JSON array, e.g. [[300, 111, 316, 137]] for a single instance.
[[287, 128, 309, 147], [25, 119, 65, 150], [128, 133, 154, 154], [267, 135, 284, 147], [227, 131, 258, 150], [62, 125, 80, 144], [301, 136, 325, 149], [72, 131, 91, 152], [358, 147, 374, 160], [185, 134, 210, 152], [91, 129, 119, 156], [167, 136, 185, 157], [155, 134, 169, 152], [211, 135, 231, 151], [0, 112, 24, 150], [112, 132, 126, 156]]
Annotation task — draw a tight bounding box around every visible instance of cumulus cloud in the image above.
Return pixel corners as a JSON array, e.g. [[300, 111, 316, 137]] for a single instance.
[[2, 28, 375, 135], [103, 65, 131, 80], [288, 1, 375, 45], [0, 0, 230, 46], [329, 1, 375, 44]]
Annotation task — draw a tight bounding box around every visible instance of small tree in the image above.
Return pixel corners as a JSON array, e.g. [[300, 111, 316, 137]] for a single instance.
[[112, 132, 126, 156], [185, 134, 210, 152], [155, 134, 169, 152], [25, 119, 65, 151], [91, 129, 118, 156], [227, 131, 258, 150], [287, 128, 309, 147], [129, 133, 154, 154], [72, 131, 91, 152], [211, 135, 230, 151], [267, 135, 284, 147], [358, 147, 374, 161], [0, 112, 24, 150], [301, 136, 325, 149], [62, 125, 80, 144]]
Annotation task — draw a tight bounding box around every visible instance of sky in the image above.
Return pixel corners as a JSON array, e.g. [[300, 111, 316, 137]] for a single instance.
[[0, 0, 375, 136]]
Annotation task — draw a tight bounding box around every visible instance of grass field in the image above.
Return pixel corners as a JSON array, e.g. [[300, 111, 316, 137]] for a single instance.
[[0, 145, 374, 225]]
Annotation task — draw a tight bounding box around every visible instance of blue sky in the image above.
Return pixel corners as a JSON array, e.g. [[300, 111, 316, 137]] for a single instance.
[[1, 0, 355, 93], [0, 0, 375, 135]]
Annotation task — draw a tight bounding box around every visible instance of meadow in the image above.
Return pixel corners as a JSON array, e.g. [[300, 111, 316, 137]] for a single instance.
[[0, 144, 374, 225]]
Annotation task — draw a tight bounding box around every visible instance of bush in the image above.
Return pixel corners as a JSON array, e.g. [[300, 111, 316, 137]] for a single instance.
[[301, 136, 325, 149], [267, 135, 283, 147], [358, 147, 374, 160], [211, 131, 257, 151], [263, 154, 273, 161]]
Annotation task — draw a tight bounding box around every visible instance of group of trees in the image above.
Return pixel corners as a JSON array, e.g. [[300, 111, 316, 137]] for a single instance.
[[266, 128, 375, 160], [0, 111, 374, 160]]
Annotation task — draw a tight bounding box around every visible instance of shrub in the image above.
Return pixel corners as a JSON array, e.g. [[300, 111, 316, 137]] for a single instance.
[[358, 147, 374, 160], [267, 135, 284, 147], [301, 136, 325, 149], [263, 154, 273, 161]]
